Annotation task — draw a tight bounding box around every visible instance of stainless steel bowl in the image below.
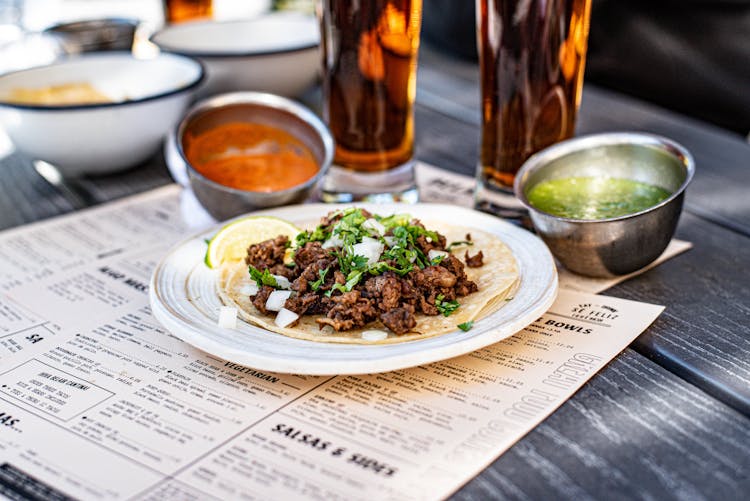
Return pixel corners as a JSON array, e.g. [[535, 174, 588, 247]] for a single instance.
[[44, 18, 138, 52], [175, 92, 334, 221], [514, 132, 695, 277]]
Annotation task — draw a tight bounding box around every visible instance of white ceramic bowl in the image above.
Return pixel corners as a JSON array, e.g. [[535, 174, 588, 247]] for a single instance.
[[151, 12, 319, 98], [0, 52, 204, 176]]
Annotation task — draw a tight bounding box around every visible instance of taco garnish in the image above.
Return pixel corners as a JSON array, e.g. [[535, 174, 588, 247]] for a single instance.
[[218, 208, 519, 344]]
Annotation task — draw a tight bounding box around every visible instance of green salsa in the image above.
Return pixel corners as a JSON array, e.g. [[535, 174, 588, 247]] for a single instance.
[[527, 177, 672, 220]]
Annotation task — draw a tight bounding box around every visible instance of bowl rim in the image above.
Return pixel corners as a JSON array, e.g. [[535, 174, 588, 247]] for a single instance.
[[150, 15, 319, 59], [44, 17, 140, 33], [513, 131, 696, 224], [176, 91, 334, 199], [0, 51, 205, 112]]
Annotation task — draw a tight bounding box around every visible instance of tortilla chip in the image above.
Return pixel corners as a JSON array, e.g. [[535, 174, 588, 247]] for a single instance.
[[218, 223, 518, 344]]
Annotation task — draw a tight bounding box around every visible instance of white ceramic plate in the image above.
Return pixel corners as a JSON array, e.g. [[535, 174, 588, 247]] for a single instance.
[[150, 203, 558, 375]]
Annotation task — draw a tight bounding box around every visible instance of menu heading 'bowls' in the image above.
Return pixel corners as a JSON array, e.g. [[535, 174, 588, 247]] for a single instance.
[[514, 132, 695, 277]]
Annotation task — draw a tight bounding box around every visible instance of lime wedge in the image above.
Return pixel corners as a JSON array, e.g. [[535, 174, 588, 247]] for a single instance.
[[204, 216, 301, 269]]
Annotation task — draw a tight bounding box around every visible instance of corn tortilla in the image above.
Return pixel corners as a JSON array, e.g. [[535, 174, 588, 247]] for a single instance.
[[218, 223, 519, 344]]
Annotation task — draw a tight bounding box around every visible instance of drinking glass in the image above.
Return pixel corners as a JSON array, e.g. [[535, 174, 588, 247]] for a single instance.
[[164, 0, 212, 24], [317, 0, 422, 203], [474, 0, 592, 216]]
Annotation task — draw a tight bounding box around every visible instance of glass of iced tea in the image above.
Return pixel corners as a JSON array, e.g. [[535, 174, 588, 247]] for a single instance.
[[164, 0, 212, 24], [317, 0, 422, 203], [474, 0, 592, 216]]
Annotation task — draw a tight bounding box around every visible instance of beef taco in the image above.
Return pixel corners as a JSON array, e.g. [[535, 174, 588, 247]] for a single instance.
[[218, 208, 519, 344]]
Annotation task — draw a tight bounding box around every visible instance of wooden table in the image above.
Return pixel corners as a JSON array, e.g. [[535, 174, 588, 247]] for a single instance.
[[0, 45, 748, 499]]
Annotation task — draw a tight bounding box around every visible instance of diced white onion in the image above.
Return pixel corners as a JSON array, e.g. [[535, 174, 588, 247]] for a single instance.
[[361, 329, 388, 341], [265, 290, 292, 312], [275, 308, 299, 328], [217, 307, 237, 329], [362, 218, 386, 236], [322, 234, 344, 249], [384, 236, 397, 247], [428, 249, 449, 261], [352, 237, 384, 266], [239, 283, 259, 296], [272, 275, 291, 289]]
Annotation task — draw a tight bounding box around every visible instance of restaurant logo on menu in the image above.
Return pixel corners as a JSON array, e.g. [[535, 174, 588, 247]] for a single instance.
[[569, 303, 619, 323]]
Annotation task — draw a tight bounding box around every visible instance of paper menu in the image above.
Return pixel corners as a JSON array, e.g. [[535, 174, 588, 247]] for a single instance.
[[0, 184, 664, 500], [0, 186, 188, 358]]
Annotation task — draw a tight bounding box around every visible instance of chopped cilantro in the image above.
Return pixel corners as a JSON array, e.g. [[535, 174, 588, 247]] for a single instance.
[[294, 211, 455, 298], [381, 243, 416, 274], [413, 246, 430, 269], [325, 270, 363, 297], [332, 208, 368, 245], [344, 270, 363, 290], [435, 294, 460, 317], [310, 268, 329, 291], [379, 214, 439, 243], [377, 213, 411, 229], [336, 249, 368, 276], [410, 226, 441, 244], [295, 225, 329, 248], [295, 231, 309, 247], [457, 321, 474, 332], [430, 254, 445, 266], [248, 266, 279, 288], [368, 261, 413, 276], [447, 240, 473, 251]]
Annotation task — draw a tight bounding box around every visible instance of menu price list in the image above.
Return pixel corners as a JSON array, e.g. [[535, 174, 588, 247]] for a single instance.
[[0, 185, 664, 500]]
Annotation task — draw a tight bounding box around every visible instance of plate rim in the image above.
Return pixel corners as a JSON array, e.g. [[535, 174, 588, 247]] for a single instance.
[[149, 203, 559, 374]]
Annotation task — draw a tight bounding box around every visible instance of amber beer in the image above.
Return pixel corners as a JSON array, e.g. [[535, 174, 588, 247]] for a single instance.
[[319, 0, 422, 173], [477, 0, 591, 191], [164, 0, 212, 24]]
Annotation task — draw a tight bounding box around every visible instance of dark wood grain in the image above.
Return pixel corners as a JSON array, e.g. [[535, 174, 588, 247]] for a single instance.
[[0, 153, 78, 229], [415, 103, 479, 177], [454, 350, 750, 500], [73, 151, 173, 203]]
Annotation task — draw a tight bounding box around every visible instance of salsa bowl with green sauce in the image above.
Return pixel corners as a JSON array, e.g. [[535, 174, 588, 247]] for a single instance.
[[514, 133, 694, 277]]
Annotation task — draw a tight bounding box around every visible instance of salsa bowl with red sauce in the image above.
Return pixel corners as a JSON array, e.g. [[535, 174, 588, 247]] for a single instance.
[[172, 92, 333, 220]]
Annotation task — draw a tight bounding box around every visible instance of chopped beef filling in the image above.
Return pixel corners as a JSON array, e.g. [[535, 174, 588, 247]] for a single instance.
[[380, 307, 417, 335], [465, 250, 484, 268], [294, 242, 329, 269], [252, 285, 274, 315], [316, 291, 379, 331], [245, 236, 288, 270], [243, 210, 485, 335], [284, 292, 319, 316], [362, 273, 402, 311]]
